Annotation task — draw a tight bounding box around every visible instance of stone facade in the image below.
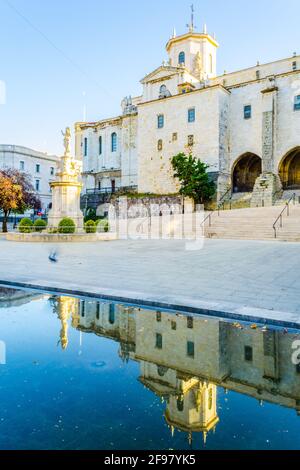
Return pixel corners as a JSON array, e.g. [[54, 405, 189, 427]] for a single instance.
[[111, 195, 184, 218], [75, 23, 300, 206]]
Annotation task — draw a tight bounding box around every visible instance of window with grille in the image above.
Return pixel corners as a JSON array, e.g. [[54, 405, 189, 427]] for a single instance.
[[245, 346, 253, 362], [187, 341, 195, 358], [157, 115, 164, 129], [294, 96, 300, 111], [156, 333, 163, 350], [244, 105, 252, 119], [188, 108, 196, 123]]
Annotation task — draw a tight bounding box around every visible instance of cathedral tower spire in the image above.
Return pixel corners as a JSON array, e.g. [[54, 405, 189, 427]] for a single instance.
[[187, 4, 196, 33], [166, 13, 219, 79]]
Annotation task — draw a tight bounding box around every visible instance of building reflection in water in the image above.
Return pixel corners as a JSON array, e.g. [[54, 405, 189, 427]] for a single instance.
[[51, 296, 300, 445], [0, 288, 44, 309]]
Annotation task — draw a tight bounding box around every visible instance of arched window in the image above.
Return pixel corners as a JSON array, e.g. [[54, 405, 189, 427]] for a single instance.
[[157, 366, 168, 377], [111, 132, 117, 152], [159, 84, 171, 99], [178, 51, 185, 65], [99, 136, 102, 155]]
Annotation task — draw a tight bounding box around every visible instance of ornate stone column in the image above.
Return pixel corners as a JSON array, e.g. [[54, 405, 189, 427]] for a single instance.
[[47, 127, 84, 229]]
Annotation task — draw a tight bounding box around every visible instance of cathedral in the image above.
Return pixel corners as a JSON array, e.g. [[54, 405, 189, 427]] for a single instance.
[[75, 16, 300, 206]]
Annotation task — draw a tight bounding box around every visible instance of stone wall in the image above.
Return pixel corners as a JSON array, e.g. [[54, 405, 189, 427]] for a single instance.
[[110, 195, 186, 218], [137, 86, 224, 195], [6, 232, 117, 243]]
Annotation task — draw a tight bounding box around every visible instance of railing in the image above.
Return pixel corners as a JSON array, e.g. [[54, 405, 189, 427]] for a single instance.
[[86, 188, 114, 195], [273, 193, 296, 239], [85, 185, 138, 196], [200, 188, 232, 232], [217, 187, 233, 214]]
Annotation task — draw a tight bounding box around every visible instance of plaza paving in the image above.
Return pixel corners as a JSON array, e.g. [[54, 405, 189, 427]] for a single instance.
[[0, 237, 299, 326]]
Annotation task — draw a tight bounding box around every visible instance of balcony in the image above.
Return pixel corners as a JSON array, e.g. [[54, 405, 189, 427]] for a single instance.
[[81, 185, 138, 211]]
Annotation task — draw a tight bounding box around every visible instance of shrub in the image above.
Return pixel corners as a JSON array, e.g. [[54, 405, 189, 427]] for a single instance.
[[34, 219, 47, 232], [84, 220, 96, 234], [96, 219, 109, 233], [19, 218, 33, 233], [58, 217, 76, 234]]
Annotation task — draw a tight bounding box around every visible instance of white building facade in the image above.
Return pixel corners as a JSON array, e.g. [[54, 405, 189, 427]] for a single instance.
[[75, 105, 138, 195], [0, 145, 59, 211], [75, 22, 300, 205]]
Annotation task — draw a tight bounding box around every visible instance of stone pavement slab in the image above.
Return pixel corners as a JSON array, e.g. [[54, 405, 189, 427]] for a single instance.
[[0, 238, 299, 327]]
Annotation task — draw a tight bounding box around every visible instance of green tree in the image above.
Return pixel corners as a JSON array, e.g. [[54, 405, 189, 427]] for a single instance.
[[171, 152, 216, 205], [0, 174, 23, 233], [0, 170, 41, 233]]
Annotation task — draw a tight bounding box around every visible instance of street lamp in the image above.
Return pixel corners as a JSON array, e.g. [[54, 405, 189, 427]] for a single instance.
[[260, 175, 269, 207]]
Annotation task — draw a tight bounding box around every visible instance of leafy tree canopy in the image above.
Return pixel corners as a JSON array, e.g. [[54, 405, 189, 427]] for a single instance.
[[0, 169, 41, 232], [171, 152, 216, 205]]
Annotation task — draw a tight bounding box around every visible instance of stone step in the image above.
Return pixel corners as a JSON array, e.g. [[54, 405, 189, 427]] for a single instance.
[[202, 204, 300, 241]]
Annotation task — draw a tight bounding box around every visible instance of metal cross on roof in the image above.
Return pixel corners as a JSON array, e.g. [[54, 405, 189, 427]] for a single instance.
[[186, 4, 196, 33]]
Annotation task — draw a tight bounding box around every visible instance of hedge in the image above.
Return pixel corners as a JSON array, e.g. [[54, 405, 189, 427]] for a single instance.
[[58, 217, 76, 234]]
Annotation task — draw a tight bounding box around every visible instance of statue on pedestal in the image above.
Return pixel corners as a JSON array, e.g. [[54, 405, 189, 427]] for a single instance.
[[47, 127, 84, 230], [61, 127, 71, 156]]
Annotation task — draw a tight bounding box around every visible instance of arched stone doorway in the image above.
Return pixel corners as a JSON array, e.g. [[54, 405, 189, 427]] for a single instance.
[[279, 148, 300, 189], [232, 153, 262, 193]]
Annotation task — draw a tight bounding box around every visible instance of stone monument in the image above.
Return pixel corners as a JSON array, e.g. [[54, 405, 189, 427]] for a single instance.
[[47, 127, 84, 229]]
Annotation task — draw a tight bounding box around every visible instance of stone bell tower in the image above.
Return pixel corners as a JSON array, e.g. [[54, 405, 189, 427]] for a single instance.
[[165, 380, 219, 445], [166, 7, 219, 80]]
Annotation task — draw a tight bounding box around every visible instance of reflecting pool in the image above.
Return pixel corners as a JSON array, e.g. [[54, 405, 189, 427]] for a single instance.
[[0, 286, 300, 450]]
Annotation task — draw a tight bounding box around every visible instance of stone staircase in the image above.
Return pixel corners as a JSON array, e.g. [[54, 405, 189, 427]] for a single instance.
[[204, 203, 300, 241], [274, 189, 300, 206], [229, 192, 252, 209]]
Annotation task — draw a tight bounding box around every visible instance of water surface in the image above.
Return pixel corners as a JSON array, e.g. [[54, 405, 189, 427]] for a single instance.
[[0, 287, 299, 450]]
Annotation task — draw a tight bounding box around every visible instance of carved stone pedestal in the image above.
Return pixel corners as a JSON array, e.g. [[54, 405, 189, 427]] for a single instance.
[[250, 173, 282, 208]]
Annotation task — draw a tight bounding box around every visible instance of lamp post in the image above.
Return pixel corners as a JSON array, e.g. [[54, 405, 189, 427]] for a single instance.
[[260, 175, 269, 207]]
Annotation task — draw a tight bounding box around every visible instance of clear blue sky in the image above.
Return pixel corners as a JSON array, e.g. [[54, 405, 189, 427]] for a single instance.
[[0, 0, 299, 155]]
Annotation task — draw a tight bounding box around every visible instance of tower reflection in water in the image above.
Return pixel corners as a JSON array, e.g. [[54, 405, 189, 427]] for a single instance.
[[52, 296, 300, 445]]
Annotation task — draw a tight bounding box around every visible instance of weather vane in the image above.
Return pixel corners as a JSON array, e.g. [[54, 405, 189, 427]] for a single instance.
[[187, 4, 196, 33]]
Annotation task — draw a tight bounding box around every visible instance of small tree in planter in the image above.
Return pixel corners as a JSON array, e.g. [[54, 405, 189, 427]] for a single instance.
[[171, 153, 216, 205], [19, 218, 34, 233], [34, 219, 47, 232], [84, 220, 97, 234], [96, 219, 109, 233], [58, 217, 76, 234]]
